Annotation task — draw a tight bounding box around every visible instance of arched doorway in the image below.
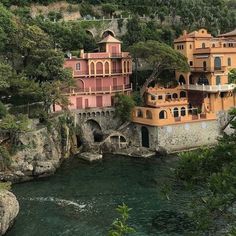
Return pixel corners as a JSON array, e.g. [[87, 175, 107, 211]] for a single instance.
[[198, 74, 209, 85], [179, 75, 186, 84], [141, 126, 149, 148]]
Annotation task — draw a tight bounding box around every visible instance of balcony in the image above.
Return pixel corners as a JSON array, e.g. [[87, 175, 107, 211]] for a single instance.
[[73, 69, 130, 77], [181, 83, 236, 92], [190, 66, 226, 73], [83, 52, 131, 59], [63, 84, 132, 95]]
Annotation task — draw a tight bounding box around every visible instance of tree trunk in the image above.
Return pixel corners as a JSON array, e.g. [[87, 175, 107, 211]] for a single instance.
[[140, 71, 159, 97]]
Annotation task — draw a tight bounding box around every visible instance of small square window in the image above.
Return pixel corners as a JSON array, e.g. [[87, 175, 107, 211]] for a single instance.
[[158, 95, 163, 100]]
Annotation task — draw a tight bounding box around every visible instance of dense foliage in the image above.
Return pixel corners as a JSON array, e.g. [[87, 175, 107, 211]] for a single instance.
[[2, 0, 235, 36], [176, 108, 236, 234], [114, 94, 135, 123]]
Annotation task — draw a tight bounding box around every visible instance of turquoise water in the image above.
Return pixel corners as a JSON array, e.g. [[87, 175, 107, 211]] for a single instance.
[[7, 155, 197, 236]]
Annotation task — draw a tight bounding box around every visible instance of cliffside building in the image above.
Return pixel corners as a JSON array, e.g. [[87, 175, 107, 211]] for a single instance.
[[54, 35, 132, 111], [131, 29, 236, 151]]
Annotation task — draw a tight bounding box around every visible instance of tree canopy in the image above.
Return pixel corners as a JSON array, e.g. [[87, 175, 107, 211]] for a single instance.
[[130, 40, 189, 96]]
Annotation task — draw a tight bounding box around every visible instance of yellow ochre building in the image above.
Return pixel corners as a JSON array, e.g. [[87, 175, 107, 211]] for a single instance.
[[131, 29, 236, 151]]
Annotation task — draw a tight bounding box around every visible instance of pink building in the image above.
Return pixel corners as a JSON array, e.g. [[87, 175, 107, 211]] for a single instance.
[[55, 35, 132, 111]]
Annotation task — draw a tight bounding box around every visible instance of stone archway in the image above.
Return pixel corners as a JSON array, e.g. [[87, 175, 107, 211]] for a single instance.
[[85, 119, 103, 142], [141, 126, 149, 148], [101, 30, 115, 38], [85, 30, 94, 38]]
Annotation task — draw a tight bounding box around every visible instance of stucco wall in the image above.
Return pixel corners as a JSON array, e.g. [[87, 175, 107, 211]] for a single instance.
[[133, 120, 219, 152]]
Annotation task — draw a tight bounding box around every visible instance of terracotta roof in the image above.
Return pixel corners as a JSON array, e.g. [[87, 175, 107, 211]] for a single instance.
[[219, 29, 236, 37], [98, 35, 121, 44]]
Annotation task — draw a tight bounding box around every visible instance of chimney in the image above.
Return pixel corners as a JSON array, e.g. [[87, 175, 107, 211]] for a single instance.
[[183, 30, 187, 36], [80, 49, 84, 58]]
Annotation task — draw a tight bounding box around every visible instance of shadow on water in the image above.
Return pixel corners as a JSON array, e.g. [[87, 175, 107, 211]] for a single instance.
[[6, 154, 198, 236]]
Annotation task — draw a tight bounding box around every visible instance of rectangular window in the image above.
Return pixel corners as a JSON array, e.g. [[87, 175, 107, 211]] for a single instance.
[[76, 63, 80, 71], [189, 61, 193, 66], [151, 95, 156, 100], [158, 95, 163, 100]]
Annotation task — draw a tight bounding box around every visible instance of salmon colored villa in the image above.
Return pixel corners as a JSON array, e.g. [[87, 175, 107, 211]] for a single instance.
[[132, 29, 236, 127], [54, 35, 132, 111]]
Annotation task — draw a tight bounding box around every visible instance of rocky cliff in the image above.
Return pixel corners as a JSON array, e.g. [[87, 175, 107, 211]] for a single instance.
[[0, 117, 75, 183], [0, 190, 19, 236]]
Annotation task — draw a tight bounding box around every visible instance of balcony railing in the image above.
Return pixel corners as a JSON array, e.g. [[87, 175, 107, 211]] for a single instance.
[[73, 69, 129, 77], [110, 53, 122, 58], [190, 66, 226, 73], [63, 84, 132, 95], [181, 83, 236, 92]]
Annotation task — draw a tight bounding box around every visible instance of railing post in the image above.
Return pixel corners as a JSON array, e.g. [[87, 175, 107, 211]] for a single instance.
[[131, 83, 133, 90], [122, 84, 125, 93], [110, 85, 112, 94], [89, 87, 91, 94]]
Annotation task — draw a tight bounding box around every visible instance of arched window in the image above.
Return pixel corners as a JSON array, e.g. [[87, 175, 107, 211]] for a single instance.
[[214, 57, 221, 70], [166, 93, 172, 100], [212, 44, 215, 48], [159, 110, 167, 119], [189, 75, 194, 84], [216, 76, 221, 85], [180, 91, 187, 98], [228, 58, 231, 66], [105, 62, 109, 74], [76, 63, 80, 71], [137, 109, 143, 118], [198, 75, 209, 85], [173, 93, 178, 99], [203, 61, 207, 71], [202, 43, 206, 48], [146, 110, 153, 119], [96, 62, 103, 74], [90, 62, 95, 74], [127, 61, 130, 72], [173, 108, 179, 117], [179, 75, 186, 84], [181, 107, 186, 116]]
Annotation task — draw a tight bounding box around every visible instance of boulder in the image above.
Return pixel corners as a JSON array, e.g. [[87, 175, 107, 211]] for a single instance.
[[78, 152, 102, 162], [0, 190, 19, 235], [34, 161, 56, 177]]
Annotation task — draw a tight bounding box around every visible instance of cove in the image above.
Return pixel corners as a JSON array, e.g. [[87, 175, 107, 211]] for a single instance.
[[6, 155, 197, 236]]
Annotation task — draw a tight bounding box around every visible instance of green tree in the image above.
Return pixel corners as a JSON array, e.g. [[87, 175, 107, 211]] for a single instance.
[[108, 203, 135, 236], [101, 4, 117, 17], [114, 94, 135, 123], [229, 69, 236, 84], [130, 40, 189, 96]]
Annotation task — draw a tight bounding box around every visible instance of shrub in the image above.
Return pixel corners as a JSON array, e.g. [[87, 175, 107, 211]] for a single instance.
[[0, 101, 7, 119]]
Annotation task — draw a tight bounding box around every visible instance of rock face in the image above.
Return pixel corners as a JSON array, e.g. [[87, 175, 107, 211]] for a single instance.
[[0, 190, 19, 235], [0, 119, 74, 183]]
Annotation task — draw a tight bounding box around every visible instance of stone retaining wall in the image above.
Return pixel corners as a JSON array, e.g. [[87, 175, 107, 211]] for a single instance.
[[132, 120, 220, 153]]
